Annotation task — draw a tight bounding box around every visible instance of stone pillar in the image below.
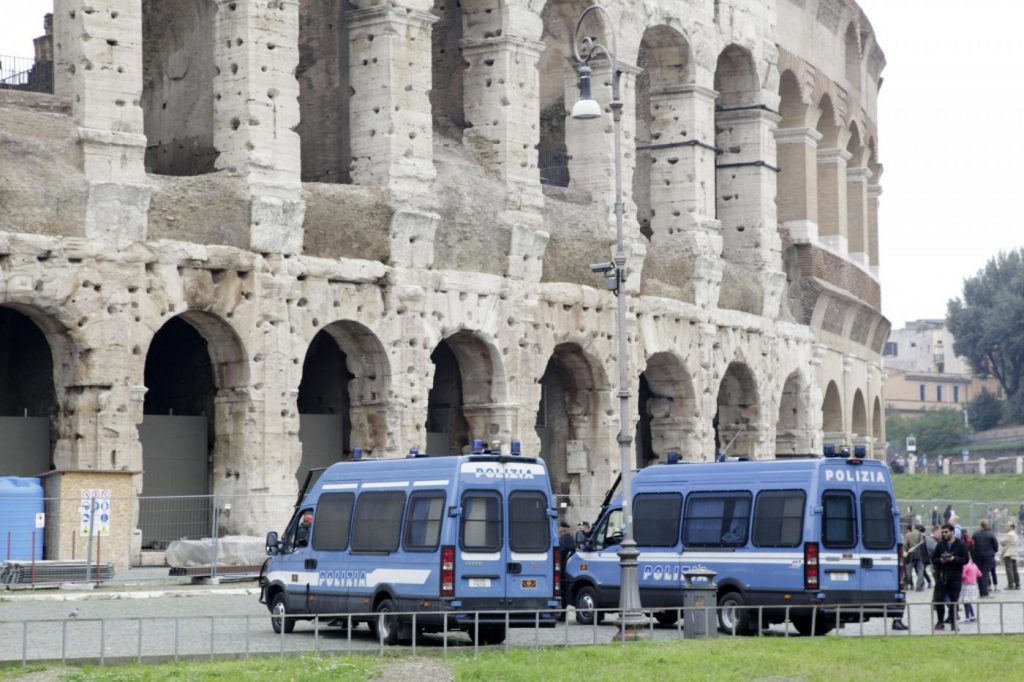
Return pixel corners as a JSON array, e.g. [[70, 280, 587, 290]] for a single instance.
[[868, 182, 882, 278], [212, 0, 304, 254], [715, 108, 785, 316], [54, 0, 151, 243], [816, 147, 851, 254], [846, 167, 872, 267], [773, 127, 821, 242], [640, 85, 722, 307], [348, 4, 437, 191]]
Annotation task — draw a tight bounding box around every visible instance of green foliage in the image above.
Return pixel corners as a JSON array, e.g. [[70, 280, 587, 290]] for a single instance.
[[1009, 391, 1024, 424], [947, 249, 1024, 407], [967, 388, 1003, 431], [886, 408, 964, 454], [892, 474, 1024, 503], [884, 410, 911, 455]]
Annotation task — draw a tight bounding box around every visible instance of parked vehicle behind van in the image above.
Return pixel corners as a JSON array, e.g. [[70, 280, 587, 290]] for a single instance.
[[564, 452, 905, 635], [259, 443, 561, 645]]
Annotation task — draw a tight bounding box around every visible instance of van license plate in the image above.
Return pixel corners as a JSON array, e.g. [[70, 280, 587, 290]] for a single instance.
[[469, 578, 491, 588], [831, 572, 849, 582], [521, 579, 536, 588]]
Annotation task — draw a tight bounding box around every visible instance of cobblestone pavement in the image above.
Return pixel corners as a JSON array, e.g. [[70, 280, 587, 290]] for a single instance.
[[2, 579, 1022, 663]]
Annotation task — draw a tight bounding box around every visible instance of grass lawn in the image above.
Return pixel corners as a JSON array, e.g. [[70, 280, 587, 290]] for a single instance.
[[4, 637, 1024, 681], [892, 473, 1024, 503]]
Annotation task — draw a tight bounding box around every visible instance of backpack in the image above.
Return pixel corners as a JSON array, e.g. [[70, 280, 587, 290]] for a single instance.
[[961, 529, 975, 553]]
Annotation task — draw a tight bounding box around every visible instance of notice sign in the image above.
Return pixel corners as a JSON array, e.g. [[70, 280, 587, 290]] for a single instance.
[[35, 512, 45, 529], [80, 488, 112, 537]]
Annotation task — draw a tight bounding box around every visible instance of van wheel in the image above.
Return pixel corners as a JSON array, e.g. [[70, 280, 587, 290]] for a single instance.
[[654, 610, 679, 626], [270, 593, 294, 634], [574, 585, 604, 625], [717, 592, 754, 635], [370, 598, 400, 645], [791, 614, 835, 637], [467, 624, 507, 645]]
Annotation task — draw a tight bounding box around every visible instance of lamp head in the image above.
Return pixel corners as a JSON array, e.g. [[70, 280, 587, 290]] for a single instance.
[[571, 65, 602, 120]]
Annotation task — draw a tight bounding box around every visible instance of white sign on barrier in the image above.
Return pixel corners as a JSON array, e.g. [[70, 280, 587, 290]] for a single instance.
[[80, 488, 111, 537], [35, 512, 45, 529]]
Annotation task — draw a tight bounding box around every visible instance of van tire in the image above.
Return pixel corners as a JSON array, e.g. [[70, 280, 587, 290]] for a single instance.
[[270, 593, 294, 634], [467, 624, 507, 645], [574, 585, 604, 625], [654, 610, 679, 626], [371, 598, 400, 645], [717, 591, 755, 635], [791, 614, 835, 637]]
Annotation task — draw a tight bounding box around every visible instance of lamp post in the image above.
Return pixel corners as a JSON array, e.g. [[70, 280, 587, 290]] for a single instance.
[[571, 3, 644, 637]]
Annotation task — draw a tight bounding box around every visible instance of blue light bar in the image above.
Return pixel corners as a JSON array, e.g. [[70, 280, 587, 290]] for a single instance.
[[408, 447, 419, 458], [823, 444, 836, 457], [667, 451, 680, 464], [353, 447, 363, 460], [510, 440, 521, 456], [853, 445, 867, 458], [472, 439, 484, 454]]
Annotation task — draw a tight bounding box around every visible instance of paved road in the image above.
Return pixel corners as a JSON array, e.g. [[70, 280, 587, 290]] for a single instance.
[[2, 582, 1023, 663]]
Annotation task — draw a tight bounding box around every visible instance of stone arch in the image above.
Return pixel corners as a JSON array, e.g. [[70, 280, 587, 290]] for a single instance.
[[775, 370, 814, 455], [297, 321, 391, 482], [776, 68, 817, 235], [296, 0, 354, 183], [846, 122, 865, 168], [715, 361, 760, 458], [535, 342, 610, 503], [714, 44, 758, 109], [872, 396, 883, 448], [844, 22, 861, 89], [815, 94, 841, 147], [536, 0, 610, 187], [778, 69, 808, 128], [851, 389, 867, 437], [139, 311, 250, 548], [822, 380, 843, 436], [634, 24, 693, 242], [637, 352, 700, 466], [141, 0, 217, 175], [426, 329, 509, 454]]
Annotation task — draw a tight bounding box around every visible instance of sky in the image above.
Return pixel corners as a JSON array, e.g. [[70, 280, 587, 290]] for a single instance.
[[3, 1, 1023, 330]]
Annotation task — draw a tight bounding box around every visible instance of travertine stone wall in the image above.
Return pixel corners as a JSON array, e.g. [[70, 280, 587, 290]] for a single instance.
[[1, 0, 889, 556]]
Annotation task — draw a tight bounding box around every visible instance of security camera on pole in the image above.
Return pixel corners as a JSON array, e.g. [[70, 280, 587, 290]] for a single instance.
[[571, 2, 646, 639]]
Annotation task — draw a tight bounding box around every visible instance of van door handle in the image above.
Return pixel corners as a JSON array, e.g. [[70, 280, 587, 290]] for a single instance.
[[507, 562, 522, 574], [860, 557, 873, 569], [305, 558, 318, 570]]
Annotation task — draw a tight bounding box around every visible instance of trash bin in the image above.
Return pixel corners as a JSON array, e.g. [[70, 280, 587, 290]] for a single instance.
[[683, 567, 718, 638]]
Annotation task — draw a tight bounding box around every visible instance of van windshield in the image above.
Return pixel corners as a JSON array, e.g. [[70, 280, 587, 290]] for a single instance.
[[509, 491, 549, 552]]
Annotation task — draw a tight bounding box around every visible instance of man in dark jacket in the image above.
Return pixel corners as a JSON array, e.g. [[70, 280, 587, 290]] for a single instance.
[[932, 523, 970, 630], [972, 519, 1000, 596]]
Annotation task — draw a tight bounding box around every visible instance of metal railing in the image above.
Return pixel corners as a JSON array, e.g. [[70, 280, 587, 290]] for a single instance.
[[0, 55, 54, 93]]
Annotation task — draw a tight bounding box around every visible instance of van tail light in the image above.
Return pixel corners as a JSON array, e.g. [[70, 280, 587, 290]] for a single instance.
[[441, 545, 455, 598], [897, 543, 905, 589], [553, 548, 561, 598], [804, 542, 819, 590]]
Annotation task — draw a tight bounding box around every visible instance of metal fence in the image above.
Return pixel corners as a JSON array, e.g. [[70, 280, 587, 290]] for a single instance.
[[0, 55, 54, 93], [3, 599, 1024, 665], [898, 499, 1023, 531]]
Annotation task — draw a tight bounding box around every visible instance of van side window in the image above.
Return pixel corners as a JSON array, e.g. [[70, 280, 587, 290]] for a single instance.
[[822, 491, 857, 549], [312, 493, 354, 551], [752, 490, 805, 548], [351, 491, 406, 553], [861, 491, 895, 549], [592, 508, 624, 550], [634, 493, 682, 547], [684, 492, 751, 548], [403, 491, 445, 551], [509, 491, 550, 552], [461, 492, 502, 551]]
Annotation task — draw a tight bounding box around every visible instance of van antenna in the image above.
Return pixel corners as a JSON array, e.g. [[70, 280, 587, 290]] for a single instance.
[[720, 422, 746, 458]]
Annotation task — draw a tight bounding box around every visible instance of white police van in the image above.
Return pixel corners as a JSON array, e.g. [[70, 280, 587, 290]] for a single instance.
[[259, 441, 561, 645], [564, 448, 905, 635]]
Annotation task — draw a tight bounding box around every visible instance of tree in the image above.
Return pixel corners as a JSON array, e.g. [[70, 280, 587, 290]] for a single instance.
[[913, 409, 966, 453], [967, 388, 1003, 432], [947, 250, 1024, 414]]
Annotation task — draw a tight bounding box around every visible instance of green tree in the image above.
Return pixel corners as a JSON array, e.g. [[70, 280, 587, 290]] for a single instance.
[[967, 388, 1003, 432], [885, 410, 911, 456], [914, 408, 966, 453], [947, 250, 1024, 416]]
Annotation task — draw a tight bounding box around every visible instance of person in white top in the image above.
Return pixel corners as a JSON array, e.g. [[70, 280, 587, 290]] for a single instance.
[[999, 522, 1020, 590]]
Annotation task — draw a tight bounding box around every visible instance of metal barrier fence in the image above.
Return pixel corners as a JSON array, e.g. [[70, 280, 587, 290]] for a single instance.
[[898, 499, 1024, 531], [3, 600, 1024, 665], [0, 56, 54, 93]]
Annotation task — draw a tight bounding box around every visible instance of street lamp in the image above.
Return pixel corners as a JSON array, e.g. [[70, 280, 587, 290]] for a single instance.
[[571, 3, 645, 638]]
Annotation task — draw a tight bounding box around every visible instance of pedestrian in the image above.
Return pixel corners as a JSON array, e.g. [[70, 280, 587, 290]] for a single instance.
[[931, 523, 969, 631], [574, 520, 591, 547], [972, 519, 999, 596], [961, 559, 982, 623], [943, 504, 953, 523], [558, 521, 575, 556], [903, 523, 927, 591], [923, 525, 939, 587], [999, 522, 1020, 590], [931, 506, 940, 527], [1018, 504, 1024, 528]]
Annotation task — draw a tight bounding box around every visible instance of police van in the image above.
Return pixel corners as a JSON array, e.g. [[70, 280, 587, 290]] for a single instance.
[[564, 449, 905, 635], [259, 441, 561, 645]]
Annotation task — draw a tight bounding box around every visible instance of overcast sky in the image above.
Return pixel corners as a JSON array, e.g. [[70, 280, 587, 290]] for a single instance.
[[3, 1, 1023, 330]]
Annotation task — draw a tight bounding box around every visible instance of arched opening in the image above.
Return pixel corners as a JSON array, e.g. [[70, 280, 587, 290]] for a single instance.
[[297, 322, 390, 482], [142, 0, 217, 175], [851, 389, 867, 438], [822, 380, 843, 434], [297, 0, 353, 183], [0, 307, 58, 476], [815, 94, 845, 251], [872, 397, 883, 447], [637, 352, 699, 466], [844, 23, 860, 89], [776, 69, 815, 231], [634, 25, 692, 242], [426, 331, 505, 455], [714, 45, 758, 112], [535, 343, 606, 503], [775, 371, 807, 455], [139, 313, 248, 548], [430, 0, 466, 139], [715, 362, 759, 458]]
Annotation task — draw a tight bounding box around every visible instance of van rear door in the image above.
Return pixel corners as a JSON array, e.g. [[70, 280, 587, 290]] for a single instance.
[[819, 486, 863, 592], [507, 489, 554, 604], [859, 485, 900, 592]]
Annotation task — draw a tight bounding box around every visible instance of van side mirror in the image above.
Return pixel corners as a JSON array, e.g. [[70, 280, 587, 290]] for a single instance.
[[266, 531, 280, 555]]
